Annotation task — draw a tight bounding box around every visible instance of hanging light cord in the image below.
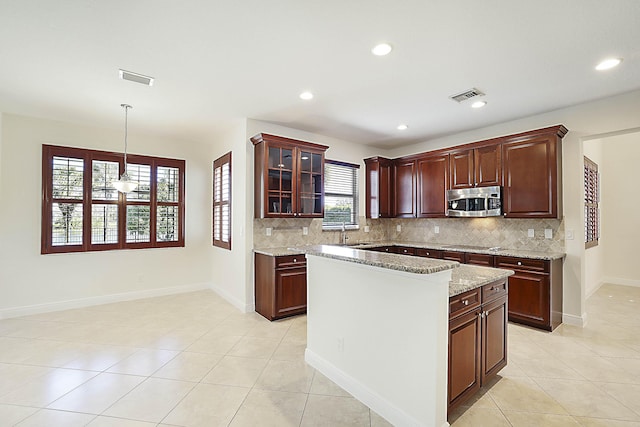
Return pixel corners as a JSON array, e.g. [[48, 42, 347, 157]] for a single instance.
[[121, 104, 132, 169]]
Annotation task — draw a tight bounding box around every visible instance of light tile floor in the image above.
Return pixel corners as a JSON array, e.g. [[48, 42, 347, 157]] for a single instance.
[[0, 284, 639, 426]]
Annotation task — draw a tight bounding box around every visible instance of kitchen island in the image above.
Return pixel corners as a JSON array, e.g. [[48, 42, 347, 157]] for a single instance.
[[299, 245, 513, 427]]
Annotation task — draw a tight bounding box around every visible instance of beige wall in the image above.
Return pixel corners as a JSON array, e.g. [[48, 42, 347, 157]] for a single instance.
[[601, 131, 640, 287], [583, 139, 605, 297], [0, 114, 213, 317]]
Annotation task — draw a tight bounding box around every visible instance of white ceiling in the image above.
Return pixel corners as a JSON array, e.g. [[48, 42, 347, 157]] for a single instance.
[[1, 0, 639, 148]]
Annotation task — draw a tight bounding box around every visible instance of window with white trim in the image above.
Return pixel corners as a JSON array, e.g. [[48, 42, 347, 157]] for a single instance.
[[323, 160, 359, 228], [213, 152, 231, 250], [42, 145, 185, 254]]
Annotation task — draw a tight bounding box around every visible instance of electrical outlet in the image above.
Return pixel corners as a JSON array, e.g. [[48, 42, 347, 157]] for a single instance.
[[528, 229, 535, 238], [397, 224, 402, 232], [336, 337, 344, 353], [544, 228, 553, 239], [566, 229, 574, 240], [302, 227, 308, 236], [434, 226, 440, 234], [364, 225, 370, 233], [266, 227, 272, 236]]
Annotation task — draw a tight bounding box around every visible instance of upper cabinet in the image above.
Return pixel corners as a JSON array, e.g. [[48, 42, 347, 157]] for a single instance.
[[417, 153, 449, 217], [502, 125, 567, 218], [252, 133, 328, 218], [364, 157, 394, 219], [394, 158, 417, 218], [449, 143, 501, 189]]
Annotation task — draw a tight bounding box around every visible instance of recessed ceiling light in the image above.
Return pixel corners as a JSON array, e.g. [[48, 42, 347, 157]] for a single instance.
[[595, 58, 622, 71], [471, 101, 487, 109], [397, 124, 408, 130], [299, 91, 314, 100], [371, 43, 393, 56]]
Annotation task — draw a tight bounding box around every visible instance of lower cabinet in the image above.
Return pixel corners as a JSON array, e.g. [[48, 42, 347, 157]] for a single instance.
[[255, 253, 307, 321], [495, 256, 562, 331], [448, 279, 508, 415]]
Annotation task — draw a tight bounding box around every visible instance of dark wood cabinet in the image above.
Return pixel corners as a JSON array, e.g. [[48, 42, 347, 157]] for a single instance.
[[417, 154, 449, 217], [449, 144, 501, 189], [394, 159, 417, 218], [252, 133, 328, 219], [443, 251, 466, 263], [364, 157, 394, 219], [255, 253, 307, 320], [448, 280, 508, 414], [495, 256, 563, 331], [466, 252, 495, 267], [416, 248, 444, 259], [502, 126, 567, 218]]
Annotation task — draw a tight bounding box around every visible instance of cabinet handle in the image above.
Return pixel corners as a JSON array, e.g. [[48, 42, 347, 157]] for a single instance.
[[462, 299, 469, 306], [517, 261, 522, 266], [426, 252, 430, 255], [293, 258, 297, 263]]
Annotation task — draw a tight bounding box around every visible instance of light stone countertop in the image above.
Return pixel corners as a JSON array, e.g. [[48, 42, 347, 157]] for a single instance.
[[253, 245, 518, 297]]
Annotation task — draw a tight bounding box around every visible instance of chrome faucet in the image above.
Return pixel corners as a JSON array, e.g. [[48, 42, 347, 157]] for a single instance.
[[341, 222, 349, 245]]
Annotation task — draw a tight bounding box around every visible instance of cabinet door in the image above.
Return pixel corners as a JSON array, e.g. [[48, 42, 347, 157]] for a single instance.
[[417, 154, 449, 217], [394, 159, 417, 218], [275, 267, 307, 317], [449, 150, 474, 189], [364, 158, 393, 219], [502, 136, 559, 218], [506, 270, 550, 329], [266, 144, 295, 217], [297, 149, 324, 217], [448, 309, 481, 410], [481, 296, 508, 382], [475, 144, 502, 187], [416, 248, 444, 259]]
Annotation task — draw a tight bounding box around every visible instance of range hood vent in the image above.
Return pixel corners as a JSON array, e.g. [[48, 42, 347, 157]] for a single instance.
[[119, 69, 154, 86], [450, 88, 485, 103]]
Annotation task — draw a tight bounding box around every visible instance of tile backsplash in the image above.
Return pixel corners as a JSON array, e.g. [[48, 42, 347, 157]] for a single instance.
[[253, 216, 564, 253]]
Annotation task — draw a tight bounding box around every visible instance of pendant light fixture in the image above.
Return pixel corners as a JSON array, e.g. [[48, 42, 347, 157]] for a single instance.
[[113, 103, 138, 193]]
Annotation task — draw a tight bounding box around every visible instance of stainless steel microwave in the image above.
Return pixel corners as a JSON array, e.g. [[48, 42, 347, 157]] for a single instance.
[[446, 186, 501, 217]]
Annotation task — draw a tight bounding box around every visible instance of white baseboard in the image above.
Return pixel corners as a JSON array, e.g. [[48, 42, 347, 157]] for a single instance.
[[602, 277, 640, 288], [563, 312, 588, 328], [305, 349, 449, 427], [209, 282, 254, 313], [0, 282, 211, 320]]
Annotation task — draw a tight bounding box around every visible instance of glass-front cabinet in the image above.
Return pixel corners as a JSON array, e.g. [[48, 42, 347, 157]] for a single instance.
[[252, 134, 328, 218]]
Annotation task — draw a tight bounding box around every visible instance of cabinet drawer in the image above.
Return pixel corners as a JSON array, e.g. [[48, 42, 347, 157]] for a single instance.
[[416, 248, 444, 259], [275, 255, 306, 269], [482, 280, 507, 304], [466, 253, 495, 267], [495, 256, 547, 272], [443, 251, 466, 263], [395, 246, 416, 256], [449, 288, 481, 319]]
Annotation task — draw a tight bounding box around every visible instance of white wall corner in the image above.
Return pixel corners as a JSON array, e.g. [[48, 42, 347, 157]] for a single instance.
[[209, 281, 254, 313], [586, 280, 605, 298], [0, 282, 211, 320]]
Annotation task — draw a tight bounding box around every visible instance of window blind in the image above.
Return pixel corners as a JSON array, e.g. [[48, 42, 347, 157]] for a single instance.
[[323, 160, 359, 227], [584, 156, 599, 249], [213, 152, 232, 250]]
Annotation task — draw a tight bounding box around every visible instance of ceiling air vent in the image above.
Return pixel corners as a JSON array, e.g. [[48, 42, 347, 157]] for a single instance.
[[450, 88, 485, 103], [119, 69, 154, 86]]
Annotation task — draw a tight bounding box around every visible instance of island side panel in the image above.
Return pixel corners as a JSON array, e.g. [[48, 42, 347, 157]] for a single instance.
[[305, 254, 451, 427]]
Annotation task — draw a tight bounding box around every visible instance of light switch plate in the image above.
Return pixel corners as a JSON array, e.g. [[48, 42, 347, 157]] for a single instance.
[[544, 228, 553, 239], [397, 224, 402, 232], [434, 226, 440, 234], [364, 225, 370, 233], [566, 229, 574, 240], [528, 229, 535, 238], [302, 227, 308, 236], [266, 227, 272, 236]]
